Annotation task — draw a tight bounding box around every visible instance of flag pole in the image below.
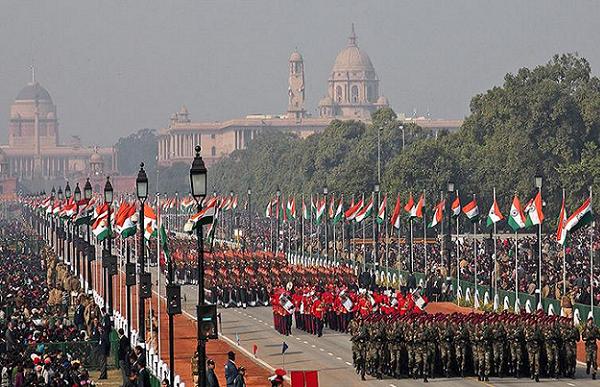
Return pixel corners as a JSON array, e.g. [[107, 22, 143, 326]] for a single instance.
[[333, 199, 337, 265], [309, 194, 313, 264], [456, 214, 460, 301], [423, 190, 427, 276], [590, 186, 594, 316], [493, 187, 498, 300], [514, 230, 518, 310], [301, 194, 304, 263], [563, 188, 567, 296], [473, 193, 478, 308], [362, 194, 366, 272], [156, 192, 162, 358], [385, 193, 389, 280], [439, 191, 444, 279]]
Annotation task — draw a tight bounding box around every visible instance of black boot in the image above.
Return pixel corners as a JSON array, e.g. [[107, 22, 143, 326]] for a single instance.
[[535, 375, 539, 383], [587, 362, 591, 375], [593, 373, 597, 380]]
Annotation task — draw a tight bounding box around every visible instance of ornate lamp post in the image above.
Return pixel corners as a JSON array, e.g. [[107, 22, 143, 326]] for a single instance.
[[51, 187, 56, 250], [446, 182, 455, 288], [57, 187, 64, 262], [103, 177, 114, 315], [276, 187, 281, 255], [74, 183, 81, 277], [323, 186, 329, 264], [373, 184, 379, 269], [84, 179, 93, 294], [136, 163, 149, 348], [65, 182, 72, 270], [190, 145, 208, 387]]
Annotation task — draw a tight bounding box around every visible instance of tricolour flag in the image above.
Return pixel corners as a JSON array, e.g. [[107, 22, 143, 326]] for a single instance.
[[451, 194, 461, 218], [565, 196, 593, 233], [354, 196, 374, 223], [507, 195, 526, 231], [462, 197, 479, 222], [314, 198, 326, 224], [409, 194, 424, 219], [486, 196, 504, 227], [184, 197, 218, 232], [344, 197, 363, 221], [390, 194, 402, 229], [404, 193, 415, 215], [302, 198, 310, 220], [376, 194, 387, 224], [556, 192, 568, 245], [332, 196, 344, 224], [286, 197, 296, 220], [524, 191, 544, 228], [265, 198, 275, 218], [428, 200, 444, 228], [144, 204, 157, 240], [115, 201, 137, 238]]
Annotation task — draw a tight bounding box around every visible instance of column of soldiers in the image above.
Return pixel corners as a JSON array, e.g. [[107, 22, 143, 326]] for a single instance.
[[349, 311, 598, 382]]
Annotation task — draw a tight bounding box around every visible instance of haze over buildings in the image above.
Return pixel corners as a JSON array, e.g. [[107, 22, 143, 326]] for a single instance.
[[0, 1, 598, 146]]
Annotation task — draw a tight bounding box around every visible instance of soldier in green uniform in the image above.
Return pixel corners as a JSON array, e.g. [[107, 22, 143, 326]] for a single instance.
[[423, 319, 436, 381], [413, 322, 425, 380], [470, 320, 480, 378], [439, 319, 454, 377], [454, 320, 469, 377], [544, 319, 561, 379], [389, 319, 403, 378], [563, 318, 580, 378], [507, 318, 524, 378], [348, 318, 361, 366], [582, 316, 600, 379], [351, 318, 369, 380], [406, 320, 417, 379], [475, 321, 492, 381], [492, 319, 506, 377], [524, 319, 542, 382]]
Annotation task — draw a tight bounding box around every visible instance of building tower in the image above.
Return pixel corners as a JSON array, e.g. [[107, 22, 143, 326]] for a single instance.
[[287, 50, 306, 120]]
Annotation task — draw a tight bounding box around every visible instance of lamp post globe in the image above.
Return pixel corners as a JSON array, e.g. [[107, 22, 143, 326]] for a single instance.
[[74, 183, 81, 202], [103, 177, 113, 204], [58, 187, 63, 201], [190, 145, 207, 202], [51, 186, 56, 199], [84, 179, 92, 200], [136, 163, 149, 201], [65, 182, 71, 199]]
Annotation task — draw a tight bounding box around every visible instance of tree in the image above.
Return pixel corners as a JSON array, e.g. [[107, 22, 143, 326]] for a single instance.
[[115, 129, 157, 175]]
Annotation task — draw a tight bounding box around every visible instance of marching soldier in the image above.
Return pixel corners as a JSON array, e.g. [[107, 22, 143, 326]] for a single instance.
[[492, 319, 506, 377], [507, 318, 524, 378], [454, 320, 469, 377], [438, 319, 454, 377], [544, 319, 561, 379], [563, 318, 580, 378], [524, 319, 542, 382], [582, 316, 600, 379]]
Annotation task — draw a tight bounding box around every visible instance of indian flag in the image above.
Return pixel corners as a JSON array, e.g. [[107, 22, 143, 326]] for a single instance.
[[428, 199, 444, 228], [92, 210, 111, 241], [332, 196, 344, 224], [376, 194, 387, 224], [390, 194, 402, 229], [507, 195, 526, 231], [524, 191, 544, 227], [314, 198, 326, 225], [302, 198, 310, 220], [344, 197, 363, 221], [181, 196, 195, 213], [184, 197, 218, 232], [451, 194, 461, 218], [565, 196, 593, 233], [286, 197, 296, 220], [355, 196, 374, 223], [408, 194, 424, 219], [462, 197, 479, 222], [265, 198, 275, 218], [486, 197, 504, 227], [115, 201, 137, 238], [404, 193, 415, 215], [74, 199, 93, 226], [144, 204, 157, 240], [556, 193, 568, 245]]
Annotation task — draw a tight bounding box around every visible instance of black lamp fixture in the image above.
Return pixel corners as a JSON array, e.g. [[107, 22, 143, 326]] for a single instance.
[[190, 145, 207, 202], [136, 163, 149, 201], [74, 183, 81, 202], [57, 187, 63, 201], [65, 182, 71, 200], [84, 178, 92, 200], [51, 186, 56, 199], [448, 181, 455, 193], [104, 177, 113, 204]]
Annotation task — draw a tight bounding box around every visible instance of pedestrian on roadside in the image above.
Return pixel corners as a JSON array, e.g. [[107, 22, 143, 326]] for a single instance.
[[224, 351, 238, 387], [207, 359, 220, 387]]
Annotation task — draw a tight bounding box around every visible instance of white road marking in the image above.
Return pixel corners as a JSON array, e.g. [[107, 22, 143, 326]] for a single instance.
[[328, 352, 333, 356], [389, 384, 397, 387], [567, 384, 576, 387], [319, 348, 324, 352], [296, 337, 301, 340], [336, 357, 342, 360], [311, 345, 316, 348], [258, 319, 263, 323], [303, 341, 309, 344], [345, 361, 352, 366]]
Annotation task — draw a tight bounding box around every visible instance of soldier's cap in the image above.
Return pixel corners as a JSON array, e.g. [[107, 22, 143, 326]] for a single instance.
[[589, 316, 594, 321], [207, 359, 215, 365]]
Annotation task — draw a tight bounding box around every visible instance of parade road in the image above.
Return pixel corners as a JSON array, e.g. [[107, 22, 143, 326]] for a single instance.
[[173, 282, 597, 387]]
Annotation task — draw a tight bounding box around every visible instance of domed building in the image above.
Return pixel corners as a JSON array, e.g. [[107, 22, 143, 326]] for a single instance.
[[319, 24, 389, 119], [0, 71, 117, 184]]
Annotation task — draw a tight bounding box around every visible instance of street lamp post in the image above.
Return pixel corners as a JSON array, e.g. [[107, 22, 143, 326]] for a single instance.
[[190, 145, 208, 387], [400, 125, 405, 151], [247, 187, 252, 251], [535, 174, 543, 309], [65, 182, 72, 270], [136, 163, 149, 347], [84, 179, 93, 294], [51, 187, 56, 250], [229, 190, 234, 241], [104, 177, 114, 315], [74, 183, 81, 277], [58, 187, 64, 262], [446, 182, 455, 287]]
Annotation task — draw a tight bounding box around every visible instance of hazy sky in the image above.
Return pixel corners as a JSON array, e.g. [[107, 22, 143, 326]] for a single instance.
[[0, 1, 598, 146]]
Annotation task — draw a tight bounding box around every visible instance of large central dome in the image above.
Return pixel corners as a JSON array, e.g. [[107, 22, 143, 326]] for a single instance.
[[332, 26, 374, 72], [15, 81, 53, 102]]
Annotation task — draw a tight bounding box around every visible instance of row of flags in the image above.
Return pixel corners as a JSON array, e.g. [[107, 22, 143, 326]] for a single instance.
[[262, 189, 594, 246]]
